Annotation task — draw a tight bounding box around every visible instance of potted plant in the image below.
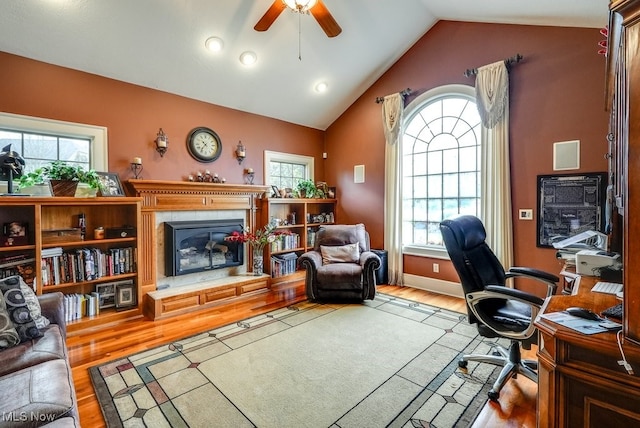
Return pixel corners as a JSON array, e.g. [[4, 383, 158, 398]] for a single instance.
[[295, 179, 317, 198], [18, 161, 103, 196]]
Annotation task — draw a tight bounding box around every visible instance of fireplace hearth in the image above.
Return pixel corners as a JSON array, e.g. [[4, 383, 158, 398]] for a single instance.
[[164, 219, 244, 277]]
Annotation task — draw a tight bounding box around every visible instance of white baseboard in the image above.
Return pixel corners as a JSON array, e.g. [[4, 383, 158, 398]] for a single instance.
[[402, 274, 464, 298]]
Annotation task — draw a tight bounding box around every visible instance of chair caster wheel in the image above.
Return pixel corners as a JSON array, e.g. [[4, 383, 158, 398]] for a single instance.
[[458, 360, 468, 369], [488, 390, 500, 402]]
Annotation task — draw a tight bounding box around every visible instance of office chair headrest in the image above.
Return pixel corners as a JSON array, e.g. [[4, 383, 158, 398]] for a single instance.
[[441, 215, 487, 250]]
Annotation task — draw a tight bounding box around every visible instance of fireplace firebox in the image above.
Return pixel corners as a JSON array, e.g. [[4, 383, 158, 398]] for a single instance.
[[164, 219, 244, 276]]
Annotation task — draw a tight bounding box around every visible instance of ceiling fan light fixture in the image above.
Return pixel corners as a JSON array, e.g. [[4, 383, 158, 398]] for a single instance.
[[239, 51, 257, 66], [205, 37, 224, 52], [283, 0, 317, 13]]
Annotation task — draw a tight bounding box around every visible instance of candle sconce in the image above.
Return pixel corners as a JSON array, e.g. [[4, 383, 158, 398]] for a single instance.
[[235, 141, 246, 165], [154, 128, 169, 157], [245, 168, 255, 184], [130, 158, 143, 179]]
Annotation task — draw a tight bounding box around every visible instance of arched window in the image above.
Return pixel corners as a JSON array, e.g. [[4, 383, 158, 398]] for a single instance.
[[402, 85, 481, 254]]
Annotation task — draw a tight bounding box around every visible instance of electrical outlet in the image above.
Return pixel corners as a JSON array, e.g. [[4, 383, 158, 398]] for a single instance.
[[519, 209, 533, 220], [433, 263, 439, 273]]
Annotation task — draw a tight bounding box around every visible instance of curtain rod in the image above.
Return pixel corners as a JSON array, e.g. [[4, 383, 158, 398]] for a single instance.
[[463, 53, 523, 77], [375, 88, 412, 104]]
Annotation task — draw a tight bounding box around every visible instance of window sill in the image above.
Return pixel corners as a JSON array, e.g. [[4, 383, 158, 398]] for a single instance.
[[402, 245, 450, 260]]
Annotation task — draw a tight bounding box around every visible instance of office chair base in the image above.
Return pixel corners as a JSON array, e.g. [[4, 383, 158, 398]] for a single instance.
[[457, 341, 537, 402]]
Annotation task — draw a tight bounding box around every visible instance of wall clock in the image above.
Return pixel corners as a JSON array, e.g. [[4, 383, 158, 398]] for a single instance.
[[186, 127, 222, 163]]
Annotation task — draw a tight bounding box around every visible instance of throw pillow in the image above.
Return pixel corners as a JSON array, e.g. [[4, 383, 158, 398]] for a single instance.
[[321, 243, 360, 264], [0, 293, 20, 350], [0, 276, 42, 342], [17, 276, 50, 329]]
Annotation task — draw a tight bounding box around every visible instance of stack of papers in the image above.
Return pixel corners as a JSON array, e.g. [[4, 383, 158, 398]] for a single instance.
[[540, 311, 621, 335]]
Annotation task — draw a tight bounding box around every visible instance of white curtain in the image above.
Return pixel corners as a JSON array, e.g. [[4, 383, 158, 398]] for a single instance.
[[475, 61, 514, 269], [382, 93, 404, 285]]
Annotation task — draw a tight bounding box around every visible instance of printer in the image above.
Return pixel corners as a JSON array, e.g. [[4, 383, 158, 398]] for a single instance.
[[575, 249, 621, 276]]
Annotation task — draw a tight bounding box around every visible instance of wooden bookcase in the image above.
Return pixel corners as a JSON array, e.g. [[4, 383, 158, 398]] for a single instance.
[[0, 196, 142, 333], [260, 198, 337, 281], [606, 0, 640, 345]]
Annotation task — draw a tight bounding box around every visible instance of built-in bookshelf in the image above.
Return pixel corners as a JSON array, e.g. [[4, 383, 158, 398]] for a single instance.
[[0, 196, 142, 333], [261, 198, 337, 281]]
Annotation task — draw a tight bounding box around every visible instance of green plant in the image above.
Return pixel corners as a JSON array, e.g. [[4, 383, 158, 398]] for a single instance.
[[17, 161, 103, 190], [295, 179, 317, 198]]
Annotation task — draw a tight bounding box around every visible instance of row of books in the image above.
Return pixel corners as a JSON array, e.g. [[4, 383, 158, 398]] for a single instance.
[[62, 279, 133, 322], [0, 254, 36, 288], [270, 233, 301, 252], [42, 246, 136, 286], [270, 252, 298, 278], [63, 292, 101, 322]]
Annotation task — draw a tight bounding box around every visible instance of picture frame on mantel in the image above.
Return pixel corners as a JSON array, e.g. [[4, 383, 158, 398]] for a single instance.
[[97, 172, 125, 197]]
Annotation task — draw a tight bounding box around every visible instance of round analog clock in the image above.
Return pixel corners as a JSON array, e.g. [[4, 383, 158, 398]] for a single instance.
[[186, 127, 222, 163]]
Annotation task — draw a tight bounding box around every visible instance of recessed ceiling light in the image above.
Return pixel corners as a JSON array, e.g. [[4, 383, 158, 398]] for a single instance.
[[315, 82, 328, 93], [205, 37, 224, 52], [239, 51, 257, 66]]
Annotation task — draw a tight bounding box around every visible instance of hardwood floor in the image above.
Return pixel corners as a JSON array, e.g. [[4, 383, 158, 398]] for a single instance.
[[68, 283, 536, 427]]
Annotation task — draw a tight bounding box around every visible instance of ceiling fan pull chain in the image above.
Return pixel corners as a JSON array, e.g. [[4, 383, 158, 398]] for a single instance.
[[298, 13, 303, 61]]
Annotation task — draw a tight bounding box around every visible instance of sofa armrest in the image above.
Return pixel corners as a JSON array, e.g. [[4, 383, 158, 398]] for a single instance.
[[360, 251, 381, 272], [298, 251, 323, 271], [38, 292, 66, 339]]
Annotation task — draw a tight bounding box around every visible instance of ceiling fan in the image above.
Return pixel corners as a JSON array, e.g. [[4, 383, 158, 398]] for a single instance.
[[254, 0, 342, 38]]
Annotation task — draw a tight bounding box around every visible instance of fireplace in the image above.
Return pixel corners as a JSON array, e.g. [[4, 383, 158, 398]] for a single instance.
[[164, 219, 244, 277]]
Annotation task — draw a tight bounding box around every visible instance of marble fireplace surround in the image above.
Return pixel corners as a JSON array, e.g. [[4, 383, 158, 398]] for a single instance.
[[126, 179, 270, 297]]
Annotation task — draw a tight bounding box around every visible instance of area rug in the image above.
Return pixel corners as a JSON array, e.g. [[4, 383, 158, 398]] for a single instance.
[[90, 293, 504, 427]]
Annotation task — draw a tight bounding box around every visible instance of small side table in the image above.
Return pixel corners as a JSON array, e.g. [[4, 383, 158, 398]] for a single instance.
[[371, 249, 388, 285]]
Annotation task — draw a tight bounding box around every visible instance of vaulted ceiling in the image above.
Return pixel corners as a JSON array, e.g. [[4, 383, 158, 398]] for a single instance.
[[0, 0, 608, 130]]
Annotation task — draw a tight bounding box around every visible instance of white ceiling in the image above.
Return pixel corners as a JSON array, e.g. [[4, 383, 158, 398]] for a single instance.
[[0, 0, 608, 130]]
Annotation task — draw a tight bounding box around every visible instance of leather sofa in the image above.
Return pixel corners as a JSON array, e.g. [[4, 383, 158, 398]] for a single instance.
[[0, 291, 79, 427]]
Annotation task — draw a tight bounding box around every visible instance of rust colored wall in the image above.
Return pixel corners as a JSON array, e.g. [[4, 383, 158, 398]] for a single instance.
[[0, 51, 324, 184], [325, 21, 609, 293], [0, 20, 610, 294]]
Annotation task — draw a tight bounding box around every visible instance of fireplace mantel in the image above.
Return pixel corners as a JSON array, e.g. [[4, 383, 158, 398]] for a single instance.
[[126, 179, 271, 301], [126, 179, 270, 211]]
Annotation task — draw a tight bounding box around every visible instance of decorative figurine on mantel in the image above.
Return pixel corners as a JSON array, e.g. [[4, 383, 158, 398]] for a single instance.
[[187, 170, 225, 183]]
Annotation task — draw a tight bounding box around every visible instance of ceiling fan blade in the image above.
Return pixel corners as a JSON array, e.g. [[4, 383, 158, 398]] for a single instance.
[[310, 0, 342, 37], [254, 1, 287, 32]]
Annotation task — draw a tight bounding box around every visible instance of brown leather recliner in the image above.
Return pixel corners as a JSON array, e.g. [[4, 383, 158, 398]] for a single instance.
[[298, 223, 380, 301]]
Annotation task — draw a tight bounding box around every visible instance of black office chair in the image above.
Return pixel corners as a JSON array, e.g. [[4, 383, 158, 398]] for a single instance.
[[440, 215, 558, 401]]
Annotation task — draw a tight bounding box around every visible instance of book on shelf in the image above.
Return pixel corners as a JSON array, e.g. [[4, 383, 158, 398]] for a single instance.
[[41, 246, 136, 286], [62, 279, 136, 322], [0, 254, 37, 289], [270, 252, 298, 278], [63, 293, 100, 323], [270, 233, 300, 252]]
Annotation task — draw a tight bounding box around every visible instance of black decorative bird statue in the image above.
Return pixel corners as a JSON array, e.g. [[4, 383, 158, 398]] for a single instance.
[[0, 144, 26, 194]]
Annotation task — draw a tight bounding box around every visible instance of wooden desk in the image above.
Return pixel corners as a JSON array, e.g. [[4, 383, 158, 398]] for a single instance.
[[535, 275, 640, 427]]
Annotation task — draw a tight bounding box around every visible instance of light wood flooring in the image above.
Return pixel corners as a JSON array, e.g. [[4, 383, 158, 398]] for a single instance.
[[67, 283, 536, 427]]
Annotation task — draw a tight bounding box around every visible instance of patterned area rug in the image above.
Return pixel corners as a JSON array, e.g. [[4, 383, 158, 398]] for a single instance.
[[90, 293, 502, 427]]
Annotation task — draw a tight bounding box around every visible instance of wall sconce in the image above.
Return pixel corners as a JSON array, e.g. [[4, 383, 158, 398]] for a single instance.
[[235, 141, 246, 164], [154, 128, 168, 157]]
